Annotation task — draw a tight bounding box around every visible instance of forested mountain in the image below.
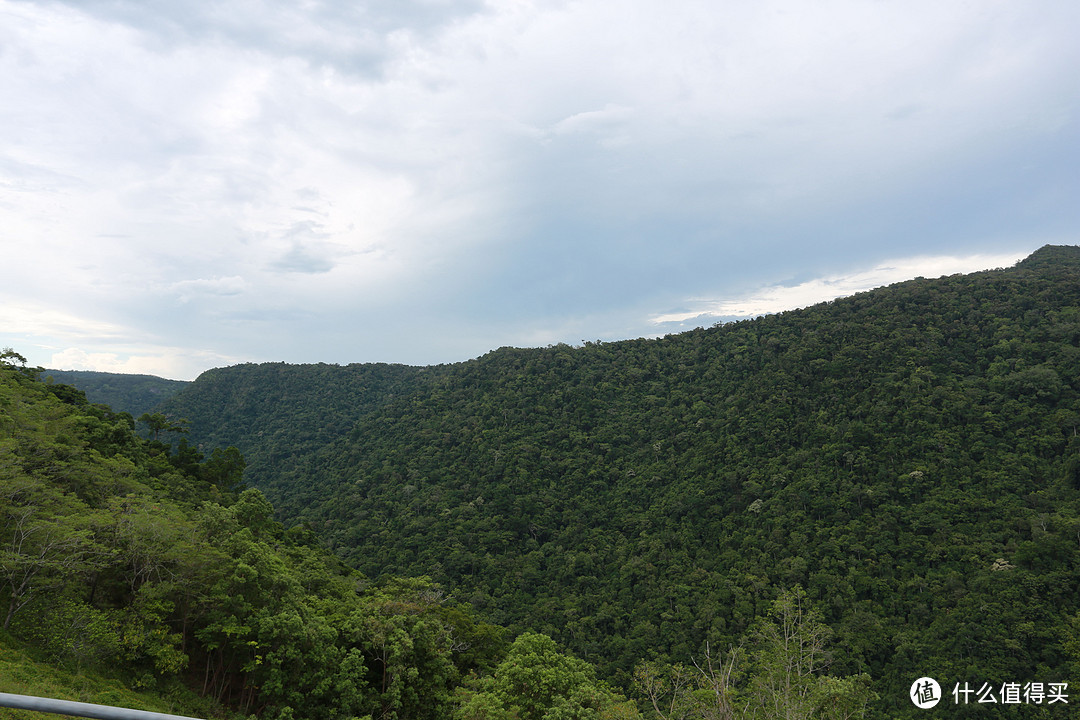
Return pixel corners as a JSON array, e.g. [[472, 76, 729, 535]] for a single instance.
[[1, 351, 876, 720], [3, 351, 657, 720], [158, 361, 427, 495], [42, 369, 188, 419], [157, 244, 1080, 717]]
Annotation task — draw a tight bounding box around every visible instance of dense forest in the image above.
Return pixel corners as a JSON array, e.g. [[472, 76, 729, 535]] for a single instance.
[[41, 370, 189, 420], [1, 351, 631, 719], [1, 351, 878, 719], [149, 244, 1080, 718]]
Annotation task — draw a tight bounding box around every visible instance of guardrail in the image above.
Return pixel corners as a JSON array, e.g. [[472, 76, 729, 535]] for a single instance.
[[0, 692, 206, 720]]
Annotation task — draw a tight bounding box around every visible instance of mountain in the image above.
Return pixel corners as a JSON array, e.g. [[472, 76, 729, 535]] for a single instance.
[[41, 369, 188, 419], [159, 244, 1080, 717], [155, 360, 429, 488], [10, 354, 771, 720]]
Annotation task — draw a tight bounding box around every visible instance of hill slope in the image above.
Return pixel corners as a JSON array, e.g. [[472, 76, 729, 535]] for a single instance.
[[158, 361, 429, 490], [0, 355, 522, 720], [163, 245, 1080, 717], [41, 370, 188, 419]]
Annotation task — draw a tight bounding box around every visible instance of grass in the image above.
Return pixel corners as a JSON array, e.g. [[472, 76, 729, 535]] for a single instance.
[[0, 635, 228, 720]]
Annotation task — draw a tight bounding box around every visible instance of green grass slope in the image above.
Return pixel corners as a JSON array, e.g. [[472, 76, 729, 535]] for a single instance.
[[0, 637, 211, 720]]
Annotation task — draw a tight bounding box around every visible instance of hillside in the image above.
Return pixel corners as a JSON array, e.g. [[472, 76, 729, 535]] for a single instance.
[[41, 370, 188, 419], [1, 353, 528, 720], [17, 352, 885, 720], [0, 639, 199, 720], [160, 245, 1080, 717]]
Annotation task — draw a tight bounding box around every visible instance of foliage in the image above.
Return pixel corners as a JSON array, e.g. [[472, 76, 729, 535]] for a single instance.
[[0, 357, 504, 720], [632, 588, 876, 720], [42, 369, 188, 420], [137, 412, 189, 442], [457, 632, 642, 720], [0, 635, 216, 720]]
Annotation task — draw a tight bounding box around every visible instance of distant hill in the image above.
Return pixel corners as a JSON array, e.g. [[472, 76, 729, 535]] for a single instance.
[[158, 360, 427, 472], [42, 369, 188, 418], [161, 244, 1080, 718]]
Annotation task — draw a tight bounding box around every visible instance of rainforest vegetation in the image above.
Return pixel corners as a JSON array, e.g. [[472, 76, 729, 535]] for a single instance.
[[41, 370, 188, 420], [0, 350, 877, 720], [7, 245, 1080, 719]]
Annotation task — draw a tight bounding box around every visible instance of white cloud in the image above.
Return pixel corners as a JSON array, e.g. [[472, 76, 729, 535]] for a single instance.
[[167, 276, 248, 303], [48, 346, 243, 381], [651, 251, 1032, 326], [549, 104, 634, 147], [1, 0, 1076, 374], [0, 302, 131, 340]]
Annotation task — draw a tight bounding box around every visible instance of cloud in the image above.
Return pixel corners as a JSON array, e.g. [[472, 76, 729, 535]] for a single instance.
[[0, 303, 132, 340], [1, 0, 1076, 376], [650, 252, 1032, 327], [167, 276, 248, 303], [269, 221, 338, 274], [18, 0, 491, 77], [48, 346, 245, 381], [271, 247, 336, 275], [0, 299, 245, 379], [548, 104, 634, 147]]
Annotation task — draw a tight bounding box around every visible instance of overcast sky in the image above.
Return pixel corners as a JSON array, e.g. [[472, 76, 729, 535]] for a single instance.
[[2, 0, 1077, 380]]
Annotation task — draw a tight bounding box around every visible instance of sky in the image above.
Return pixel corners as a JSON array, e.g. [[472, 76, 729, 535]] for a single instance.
[[1, 0, 1077, 380]]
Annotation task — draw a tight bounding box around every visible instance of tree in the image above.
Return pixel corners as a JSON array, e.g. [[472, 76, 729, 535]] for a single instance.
[[137, 412, 189, 442], [0, 347, 39, 380], [0, 348, 28, 367], [460, 632, 642, 720], [633, 644, 745, 720], [202, 446, 247, 495], [747, 587, 828, 719], [633, 590, 876, 720], [0, 479, 95, 630], [341, 577, 462, 720], [745, 587, 874, 720]]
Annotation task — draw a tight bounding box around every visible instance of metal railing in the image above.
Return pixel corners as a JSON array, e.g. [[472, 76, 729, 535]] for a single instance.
[[0, 692, 205, 720]]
